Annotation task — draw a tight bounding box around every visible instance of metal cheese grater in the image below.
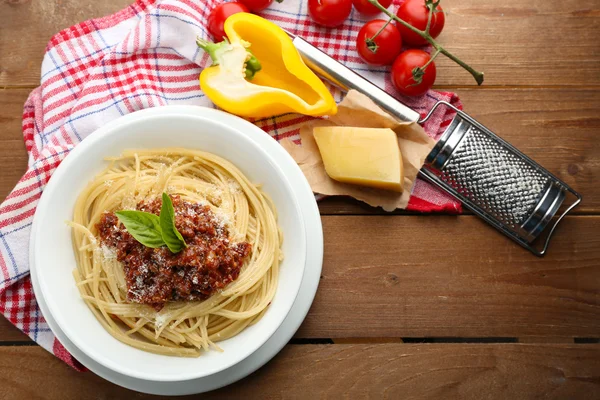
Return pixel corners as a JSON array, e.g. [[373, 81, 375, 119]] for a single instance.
[[418, 102, 581, 255], [287, 33, 582, 256]]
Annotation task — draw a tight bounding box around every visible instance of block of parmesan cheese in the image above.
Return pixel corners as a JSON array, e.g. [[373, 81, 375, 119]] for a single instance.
[[313, 126, 404, 192]]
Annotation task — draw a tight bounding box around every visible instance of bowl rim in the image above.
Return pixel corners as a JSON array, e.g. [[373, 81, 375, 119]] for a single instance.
[[30, 106, 309, 382]]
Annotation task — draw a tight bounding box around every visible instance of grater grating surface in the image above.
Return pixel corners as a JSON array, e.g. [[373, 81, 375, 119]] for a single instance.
[[440, 125, 548, 232]]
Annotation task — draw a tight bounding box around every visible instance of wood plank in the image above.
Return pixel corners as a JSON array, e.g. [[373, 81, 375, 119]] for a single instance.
[[298, 215, 600, 338], [0, 0, 599, 87], [0, 344, 597, 398], [1, 215, 598, 342], [433, 0, 600, 86], [0, 90, 28, 203], [2, 88, 598, 212], [0, 318, 28, 342], [0, 0, 131, 87]]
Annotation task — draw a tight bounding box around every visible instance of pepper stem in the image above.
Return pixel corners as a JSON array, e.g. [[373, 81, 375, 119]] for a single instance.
[[196, 37, 228, 65], [366, 0, 484, 85], [245, 49, 262, 80], [196, 37, 262, 81]]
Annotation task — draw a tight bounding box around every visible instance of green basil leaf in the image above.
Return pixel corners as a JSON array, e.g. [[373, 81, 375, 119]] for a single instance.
[[114, 210, 165, 248], [160, 193, 187, 253]]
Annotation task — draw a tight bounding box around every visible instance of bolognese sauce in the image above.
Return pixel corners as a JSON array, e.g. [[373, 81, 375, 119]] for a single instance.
[[96, 195, 251, 310]]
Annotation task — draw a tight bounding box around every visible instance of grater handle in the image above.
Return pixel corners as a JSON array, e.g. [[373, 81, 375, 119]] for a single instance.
[[418, 100, 455, 125], [419, 101, 582, 256], [538, 191, 582, 255]]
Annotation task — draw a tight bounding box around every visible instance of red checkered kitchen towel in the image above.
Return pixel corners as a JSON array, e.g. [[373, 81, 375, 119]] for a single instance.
[[0, 0, 461, 368]]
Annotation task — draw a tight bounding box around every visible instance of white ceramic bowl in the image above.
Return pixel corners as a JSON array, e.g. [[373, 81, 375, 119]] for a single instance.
[[30, 106, 308, 382]]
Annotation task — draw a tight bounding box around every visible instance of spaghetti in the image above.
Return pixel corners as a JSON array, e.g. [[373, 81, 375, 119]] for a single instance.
[[69, 149, 282, 357]]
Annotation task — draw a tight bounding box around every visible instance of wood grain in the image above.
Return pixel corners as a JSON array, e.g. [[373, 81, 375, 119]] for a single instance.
[[0, 319, 26, 342], [0, 0, 132, 87], [0, 344, 598, 399], [301, 215, 600, 338], [0, 0, 599, 87], [1, 214, 598, 342], [2, 88, 598, 212], [0, 90, 28, 201], [433, 0, 600, 86]]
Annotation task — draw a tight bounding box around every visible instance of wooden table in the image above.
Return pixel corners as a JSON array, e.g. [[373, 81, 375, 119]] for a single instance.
[[1, 0, 599, 398]]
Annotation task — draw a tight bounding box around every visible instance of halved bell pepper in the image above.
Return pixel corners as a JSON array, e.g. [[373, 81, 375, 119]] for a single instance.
[[197, 13, 337, 119]]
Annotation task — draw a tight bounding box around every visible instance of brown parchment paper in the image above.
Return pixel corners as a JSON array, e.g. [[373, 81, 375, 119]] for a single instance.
[[280, 90, 435, 211]]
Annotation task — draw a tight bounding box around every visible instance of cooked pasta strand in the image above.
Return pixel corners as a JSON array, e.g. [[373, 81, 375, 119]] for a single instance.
[[71, 149, 281, 356]]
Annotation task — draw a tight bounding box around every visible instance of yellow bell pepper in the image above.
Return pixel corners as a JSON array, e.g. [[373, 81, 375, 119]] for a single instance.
[[197, 13, 337, 119]]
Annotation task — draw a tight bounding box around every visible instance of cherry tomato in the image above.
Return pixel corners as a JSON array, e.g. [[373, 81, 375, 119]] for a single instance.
[[396, 0, 445, 46], [207, 2, 249, 41], [356, 20, 402, 66], [352, 0, 392, 16], [391, 49, 436, 96], [308, 0, 352, 28], [239, 0, 273, 12]]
